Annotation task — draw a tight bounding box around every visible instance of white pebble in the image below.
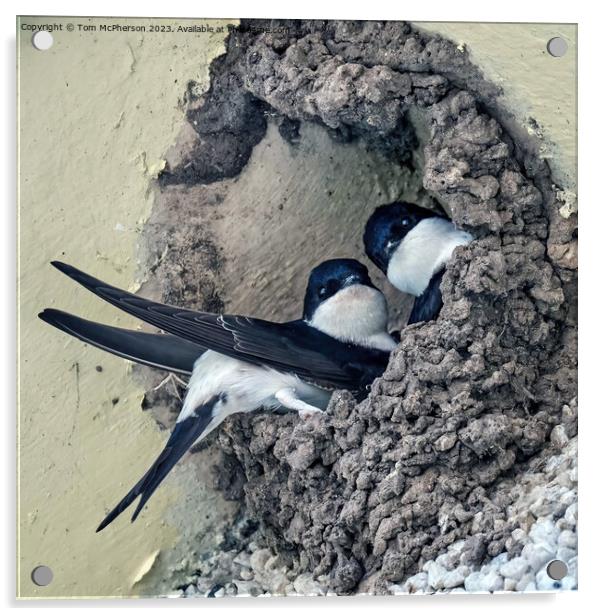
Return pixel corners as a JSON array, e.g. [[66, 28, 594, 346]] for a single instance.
[[489, 552, 509, 569], [424, 561, 449, 590], [556, 547, 576, 563], [265, 554, 285, 571], [558, 530, 577, 548], [567, 556, 578, 578], [249, 548, 272, 573], [536, 568, 560, 591], [233, 580, 262, 597], [500, 557, 529, 580], [441, 566, 470, 589], [550, 425, 569, 449], [504, 578, 517, 591], [435, 433, 457, 451], [293, 573, 326, 596], [559, 489, 576, 506], [529, 519, 559, 546], [564, 503, 578, 526], [402, 571, 428, 593], [483, 570, 503, 591], [529, 499, 555, 517], [463, 572, 485, 593], [516, 573, 536, 592], [435, 552, 453, 569], [561, 576, 577, 591], [233, 551, 251, 568], [464, 571, 504, 592], [239, 567, 253, 581], [523, 543, 556, 572], [266, 571, 289, 595]]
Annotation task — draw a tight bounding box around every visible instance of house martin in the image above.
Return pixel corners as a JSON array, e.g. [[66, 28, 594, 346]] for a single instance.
[[40, 258, 397, 530], [363, 201, 472, 323]]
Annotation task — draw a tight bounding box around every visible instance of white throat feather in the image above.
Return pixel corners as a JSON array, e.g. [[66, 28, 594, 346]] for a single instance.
[[308, 284, 397, 352], [387, 218, 472, 297]]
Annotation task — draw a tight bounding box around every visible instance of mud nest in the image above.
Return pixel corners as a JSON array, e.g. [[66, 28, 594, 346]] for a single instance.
[[145, 20, 577, 593]]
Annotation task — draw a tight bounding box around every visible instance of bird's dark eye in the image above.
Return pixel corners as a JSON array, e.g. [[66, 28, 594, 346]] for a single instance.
[[401, 217, 411, 227], [318, 286, 328, 298]]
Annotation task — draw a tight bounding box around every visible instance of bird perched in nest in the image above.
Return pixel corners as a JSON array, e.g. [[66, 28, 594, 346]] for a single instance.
[[363, 201, 473, 324], [39, 258, 397, 531]]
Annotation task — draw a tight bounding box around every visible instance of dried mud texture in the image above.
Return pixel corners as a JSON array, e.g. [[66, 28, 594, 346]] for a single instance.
[[178, 433, 577, 597], [394, 435, 577, 594], [147, 20, 577, 594]]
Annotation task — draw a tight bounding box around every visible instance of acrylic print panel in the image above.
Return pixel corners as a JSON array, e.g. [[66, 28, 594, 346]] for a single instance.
[[17, 17, 577, 598]]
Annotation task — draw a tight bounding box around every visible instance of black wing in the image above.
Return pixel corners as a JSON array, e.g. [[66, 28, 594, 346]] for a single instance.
[[96, 398, 217, 532], [407, 268, 445, 325], [39, 308, 203, 375], [50, 262, 390, 391]]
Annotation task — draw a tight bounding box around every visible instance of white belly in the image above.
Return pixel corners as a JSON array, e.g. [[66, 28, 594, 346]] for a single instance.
[[178, 351, 331, 433]]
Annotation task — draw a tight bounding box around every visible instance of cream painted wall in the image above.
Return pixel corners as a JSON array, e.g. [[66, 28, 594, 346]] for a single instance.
[[17, 16, 236, 598]]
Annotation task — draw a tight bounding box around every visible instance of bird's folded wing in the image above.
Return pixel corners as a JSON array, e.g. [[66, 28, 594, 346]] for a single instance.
[[39, 308, 203, 375], [50, 261, 389, 390], [407, 268, 444, 325]]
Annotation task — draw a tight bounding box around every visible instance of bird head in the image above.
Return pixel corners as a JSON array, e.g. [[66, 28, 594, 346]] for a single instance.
[[363, 201, 442, 273], [363, 201, 472, 297], [303, 258, 390, 345]]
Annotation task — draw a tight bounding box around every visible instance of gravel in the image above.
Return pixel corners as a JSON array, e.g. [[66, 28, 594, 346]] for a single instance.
[[390, 438, 577, 594], [177, 436, 576, 597]]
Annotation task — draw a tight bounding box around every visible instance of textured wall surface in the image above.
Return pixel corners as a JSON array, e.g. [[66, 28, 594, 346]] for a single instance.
[[17, 16, 237, 598]]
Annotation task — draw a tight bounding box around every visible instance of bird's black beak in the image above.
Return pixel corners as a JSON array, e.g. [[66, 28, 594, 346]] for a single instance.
[[385, 238, 402, 260], [343, 274, 361, 288]]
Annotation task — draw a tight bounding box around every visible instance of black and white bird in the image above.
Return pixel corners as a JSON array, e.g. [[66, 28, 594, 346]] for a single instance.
[[363, 201, 472, 324], [39, 258, 397, 531]]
